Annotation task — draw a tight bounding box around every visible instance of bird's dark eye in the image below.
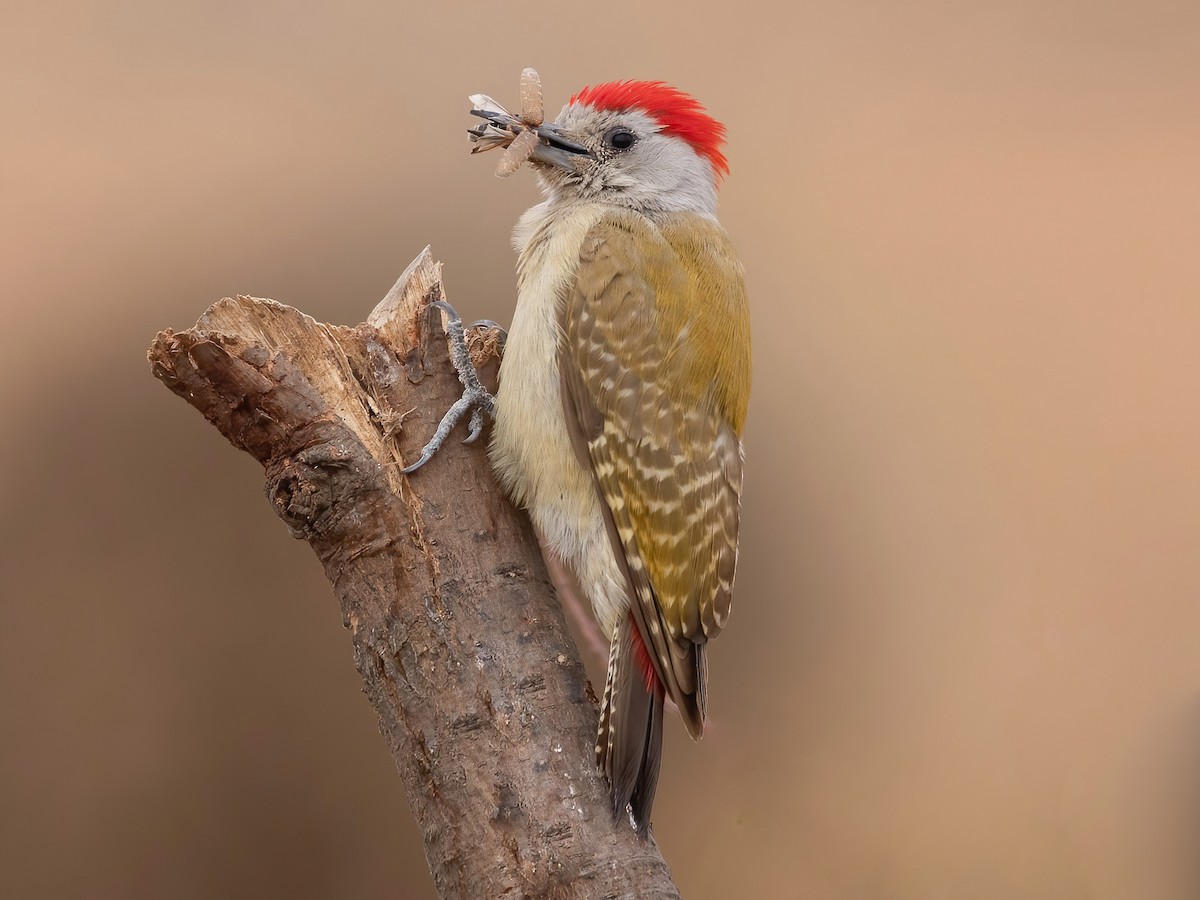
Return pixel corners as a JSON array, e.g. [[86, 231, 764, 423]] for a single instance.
[[605, 128, 637, 151]]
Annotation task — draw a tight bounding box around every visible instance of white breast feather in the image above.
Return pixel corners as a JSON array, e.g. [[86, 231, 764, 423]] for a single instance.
[[489, 200, 630, 638]]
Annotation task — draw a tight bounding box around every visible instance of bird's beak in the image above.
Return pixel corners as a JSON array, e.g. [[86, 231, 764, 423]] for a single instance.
[[468, 105, 592, 172], [528, 123, 592, 170]]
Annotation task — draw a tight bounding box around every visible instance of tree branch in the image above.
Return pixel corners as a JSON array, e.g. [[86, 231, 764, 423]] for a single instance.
[[146, 249, 680, 899]]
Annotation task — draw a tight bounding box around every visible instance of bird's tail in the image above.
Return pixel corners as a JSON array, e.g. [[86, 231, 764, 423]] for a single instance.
[[596, 612, 665, 837]]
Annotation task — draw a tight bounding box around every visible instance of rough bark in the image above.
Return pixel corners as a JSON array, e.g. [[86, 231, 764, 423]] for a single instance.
[[146, 249, 680, 899]]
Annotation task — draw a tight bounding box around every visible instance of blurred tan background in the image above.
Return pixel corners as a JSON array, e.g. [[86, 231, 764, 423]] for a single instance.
[[2, 1, 1198, 897]]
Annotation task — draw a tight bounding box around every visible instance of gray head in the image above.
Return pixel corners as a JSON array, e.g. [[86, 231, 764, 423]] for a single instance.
[[527, 81, 729, 217]]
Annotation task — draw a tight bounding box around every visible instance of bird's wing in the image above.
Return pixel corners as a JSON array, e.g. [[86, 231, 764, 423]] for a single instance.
[[558, 209, 751, 736]]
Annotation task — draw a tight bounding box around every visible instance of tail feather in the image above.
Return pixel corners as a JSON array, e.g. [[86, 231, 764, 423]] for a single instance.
[[629, 686, 664, 830], [597, 614, 666, 837]]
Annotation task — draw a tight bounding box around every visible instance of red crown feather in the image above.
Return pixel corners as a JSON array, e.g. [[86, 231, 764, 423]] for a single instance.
[[569, 81, 730, 178]]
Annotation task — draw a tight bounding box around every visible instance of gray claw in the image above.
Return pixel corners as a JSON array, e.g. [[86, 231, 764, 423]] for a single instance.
[[400, 448, 434, 475], [464, 407, 486, 445], [402, 301, 502, 475]]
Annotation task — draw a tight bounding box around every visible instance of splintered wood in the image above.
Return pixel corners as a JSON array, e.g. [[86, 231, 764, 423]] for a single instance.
[[467, 67, 546, 177], [145, 247, 681, 898]]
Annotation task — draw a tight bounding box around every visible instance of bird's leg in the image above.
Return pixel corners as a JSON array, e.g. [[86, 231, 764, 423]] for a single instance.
[[401, 300, 506, 475]]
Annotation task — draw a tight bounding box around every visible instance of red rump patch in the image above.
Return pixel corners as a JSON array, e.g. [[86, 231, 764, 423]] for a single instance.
[[569, 81, 730, 179], [629, 616, 660, 694]]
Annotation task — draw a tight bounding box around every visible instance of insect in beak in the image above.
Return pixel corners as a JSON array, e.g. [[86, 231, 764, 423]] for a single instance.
[[467, 68, 592, 176]]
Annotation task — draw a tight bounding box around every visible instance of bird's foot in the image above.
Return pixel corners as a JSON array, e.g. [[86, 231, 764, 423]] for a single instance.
[[401, 301, 506, 475]]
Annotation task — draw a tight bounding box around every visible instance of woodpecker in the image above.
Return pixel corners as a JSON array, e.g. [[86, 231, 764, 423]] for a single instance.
[[409, 78, 751, 835]]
